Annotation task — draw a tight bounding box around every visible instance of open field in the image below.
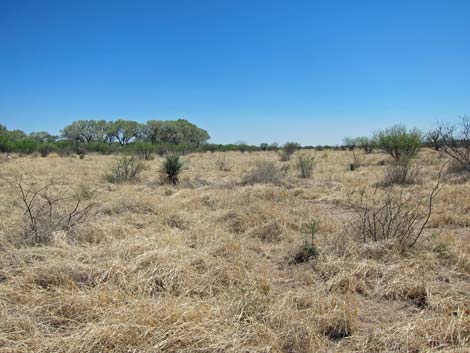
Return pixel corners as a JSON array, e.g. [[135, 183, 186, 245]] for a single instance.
[[0, 150, 469, 352]]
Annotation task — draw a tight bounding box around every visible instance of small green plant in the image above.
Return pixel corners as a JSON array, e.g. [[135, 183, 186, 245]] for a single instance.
[[297, 154, 316, 178], [162, 154, 184, 185], [293, 220, 319, 263], [106, 156, 146, 183]]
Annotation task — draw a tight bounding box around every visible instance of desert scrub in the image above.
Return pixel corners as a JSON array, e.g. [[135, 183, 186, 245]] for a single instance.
[[214, 153, 231, 172], [1, 176, 98, 245], [106, 156, 146, 183], [297, 154, 316, 178], [161, 154, 185, 185], [280, 142, 300, 161], [293, 220, 319, 263], [351, 166, 444, 250], [242, 160, 286, 185]]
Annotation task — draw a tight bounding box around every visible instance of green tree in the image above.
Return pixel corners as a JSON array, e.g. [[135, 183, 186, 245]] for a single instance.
[[375, 125, 422, 161]]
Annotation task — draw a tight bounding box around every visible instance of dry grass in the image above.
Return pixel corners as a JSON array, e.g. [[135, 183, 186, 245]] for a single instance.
[[0, 150, 469, 352]]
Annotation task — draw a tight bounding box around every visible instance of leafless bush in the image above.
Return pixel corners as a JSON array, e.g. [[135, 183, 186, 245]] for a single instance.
[[2, 176, 98, 245], [437, 116, 470, 171], [242, 160, 287, 185], [350, 165, 444, 250]]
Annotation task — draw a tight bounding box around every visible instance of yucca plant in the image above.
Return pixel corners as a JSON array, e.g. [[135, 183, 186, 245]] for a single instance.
[[162, 154, 184, 185]]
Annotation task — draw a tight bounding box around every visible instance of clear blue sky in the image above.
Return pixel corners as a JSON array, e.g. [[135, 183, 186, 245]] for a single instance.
[[1, 0, 469, 145]]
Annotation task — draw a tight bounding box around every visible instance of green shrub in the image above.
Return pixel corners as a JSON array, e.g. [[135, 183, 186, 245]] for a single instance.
[[293, 220, 319, 263], [162, 154, 184, 185], [37, 143, 55, 157], [106, 156, 146, 183], [374, 125, 422, 161], [131, 142, 154, 160], [297, 154, 316, 178], [356, 136, 376, 153]]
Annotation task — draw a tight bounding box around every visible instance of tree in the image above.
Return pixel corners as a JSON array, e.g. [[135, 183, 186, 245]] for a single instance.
[[61, 120, 103, 144], [356, 136, 375, 153], [30, 131, 57, 143], [342, 137, 357, 151], [374, 125, 422, 161], [110, 120, 143, 146]]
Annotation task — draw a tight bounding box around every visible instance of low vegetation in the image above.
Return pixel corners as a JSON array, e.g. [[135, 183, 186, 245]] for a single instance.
[[106, 156, 146, 183], [0, 119, 469, 353]]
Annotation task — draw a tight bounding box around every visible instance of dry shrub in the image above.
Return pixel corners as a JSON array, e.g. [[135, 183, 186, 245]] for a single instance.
[[351, 167, 444, 250], [381, 158, 420, 186], [214, 153, 232, 172], [248, 220, 283, 242], [297, 154, 316, 178], [1, 176, 98, 245], [106, 156, 146, 183], [242, 160, 286, 185]]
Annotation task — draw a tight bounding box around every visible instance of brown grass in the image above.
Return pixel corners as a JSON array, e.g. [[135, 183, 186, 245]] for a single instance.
[[0, 150, 469, 352]]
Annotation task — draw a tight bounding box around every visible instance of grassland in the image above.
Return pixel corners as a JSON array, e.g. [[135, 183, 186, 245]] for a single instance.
[[0, 149, 469, 352]]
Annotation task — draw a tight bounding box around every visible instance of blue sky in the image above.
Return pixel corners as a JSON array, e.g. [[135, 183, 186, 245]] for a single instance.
[[1, 0, 469, 145]]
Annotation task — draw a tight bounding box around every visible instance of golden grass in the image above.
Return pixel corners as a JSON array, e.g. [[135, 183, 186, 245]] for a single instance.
[[0, 149, 469, 352]]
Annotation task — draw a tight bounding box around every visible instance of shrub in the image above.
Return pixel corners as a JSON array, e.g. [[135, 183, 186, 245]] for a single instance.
[[342, 137, 357, 151], [382, 158, 420, 186], [37, 143, 55, 157], [351, 166, 444, 251], [374, 125, 422, 161], [132, 142, 154, 160], [106, 156, 146, 183], [297, 154, 316, 178], [280, 142, 300, 161], [242, 160, 286, 185], [161, 154, 184, 185], [214, 154, 231, 172], [437, 116, 470, 172], [293, 220, 319, 263], [1, 177, 97, 245], [356, 136, 375, 153]]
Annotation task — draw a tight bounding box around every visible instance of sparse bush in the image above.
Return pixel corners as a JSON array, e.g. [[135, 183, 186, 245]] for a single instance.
[[342, 137, 357, 151], [351, 167, 444, 250], [106, 156, 146, 183], [214, 154, 231, 172], [2, 177, 98, 245], [293, 220, 319, 263], [242, 160, 286, 185], [297, 154, 316, 178], [132, 142, 154, 160], [162, 154, 184, 185], [382, 158, 420, 186], [280, 142, 300, 161], [437, 116, 470, 172], [356, 136, 375, 153], [375, 125, 422, 161], [424, 128, 442, 151]]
